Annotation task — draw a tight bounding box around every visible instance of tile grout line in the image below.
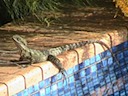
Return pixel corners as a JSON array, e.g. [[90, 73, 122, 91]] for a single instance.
[[0, 82, 9, 96]]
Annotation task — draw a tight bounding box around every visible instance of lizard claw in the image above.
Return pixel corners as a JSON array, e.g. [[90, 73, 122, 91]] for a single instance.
[[60, 68, 67, 78]]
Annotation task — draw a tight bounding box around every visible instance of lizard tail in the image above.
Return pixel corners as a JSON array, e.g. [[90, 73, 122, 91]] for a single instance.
[[95, 40, 120, 65]]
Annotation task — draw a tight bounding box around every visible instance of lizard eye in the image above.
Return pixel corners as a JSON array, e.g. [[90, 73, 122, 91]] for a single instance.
[[17, 38, 21, 41]]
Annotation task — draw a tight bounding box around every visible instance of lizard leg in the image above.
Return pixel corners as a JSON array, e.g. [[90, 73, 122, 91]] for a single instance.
[[47, 55, 67, 77], [48, 55, 70, 89]]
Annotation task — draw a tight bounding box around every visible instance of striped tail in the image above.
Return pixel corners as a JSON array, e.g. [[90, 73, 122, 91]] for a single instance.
[[48, 40, 92, 56], [48, 39, 120, 66]]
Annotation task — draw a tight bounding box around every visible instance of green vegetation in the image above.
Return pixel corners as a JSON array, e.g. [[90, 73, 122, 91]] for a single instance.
[[3, 0, 60, 20], [2, 0, 98, 24], [1, 0, 128, 26]]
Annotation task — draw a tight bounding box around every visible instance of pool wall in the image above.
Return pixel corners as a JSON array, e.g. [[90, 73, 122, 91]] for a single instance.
[[14, 39, 128, 95]]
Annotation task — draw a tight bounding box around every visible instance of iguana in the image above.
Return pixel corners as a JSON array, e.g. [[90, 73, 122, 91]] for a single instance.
[[12, 35, 119, 77]]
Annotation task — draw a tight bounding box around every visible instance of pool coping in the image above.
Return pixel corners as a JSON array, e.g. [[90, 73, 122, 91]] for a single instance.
[[0, 29, 127, 96]]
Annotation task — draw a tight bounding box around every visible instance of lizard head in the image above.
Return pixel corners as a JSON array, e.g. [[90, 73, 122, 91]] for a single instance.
[[12, 35, 29, 53]]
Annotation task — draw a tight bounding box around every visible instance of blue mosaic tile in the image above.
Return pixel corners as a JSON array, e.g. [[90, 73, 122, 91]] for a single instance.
[[70, 88, 77, 96], [125, 87, 128, 95], [115, 71, 122, 79], [93, 78, 99, 86], [94, 84, 100, 90], [86, 75, 93, 82], [57, 81, 63, 89], [105, 75, 111, 84], [102, 66, 109, 72], [82, 84, 88, 90], [39, 89, 45, 96], [70, 83, 75, 89], [22, 89, 29, 96], [126, 65, 128, 71], [39, 81, 45, 89], [17, 92, 22, 96], [119, 89, 126, 96], [64, 92, 71, 96], [109, 94, 114, 96], [122, 69, 127, 76], [119, 59, 125, 65], [73, 65, 79, 73], [113, 63, 118, 69], [83, 88, 89, 95], [58, 88, 64, 95], [98, 75, 104, 82], [67, 68, 74, 75], [97, 69, 103, 77], [100, 80, 105, 87], [88, 86, 94, 93], [74, 73, 79, 80], [125, 57, 128, 64], [110, 77, 116, 84], [123, 41, 128, 48], [32, 92, 40, 96], [101, 50, 112, 58], [68, 75, 75, 84], [85, 67, 91, 75], [83, 59, 90, 67], [109, 66, 114, 72], [113, 84, 118, 92], [116, 52, 124, 60], [119, 81, 125, 88], [64, 86, 70, 93], [95, 54, 101, 62], [90, 65, 97, 73], [39, 78, 51, 89], [102, 59, 107, 67], [63, 79, 68, 87], [56, 73, 63, 80], [91, 72, 97, 79], [90, 56, 95, 64], [45, 86, 51, 95], [51, 91, 58, 96], [124, 50, 128, 57], [28, 86, 35, 94], [80, 77, 86, 85], [116, 42, 124, 51], [97, 62, 103, 70], [51, 75, 58, 83], [75, 80, 82, 88], [108, 57, 113, 66], [33, 83, 40, 92], [88, 82, 94, 89], [79, 62, 85, 69], [112, 46, 117, 53], [76, 89, 84, 96], [114, 91, 119, 96], [51, 84, 58, 92]]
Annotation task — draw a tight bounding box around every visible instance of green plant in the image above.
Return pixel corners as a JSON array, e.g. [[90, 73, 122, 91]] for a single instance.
[[3, 0, 60, 20], [2, 0, 98, 25]]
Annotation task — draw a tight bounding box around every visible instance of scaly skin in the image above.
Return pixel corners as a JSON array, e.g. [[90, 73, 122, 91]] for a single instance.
[[12, 35, 119, 78]]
